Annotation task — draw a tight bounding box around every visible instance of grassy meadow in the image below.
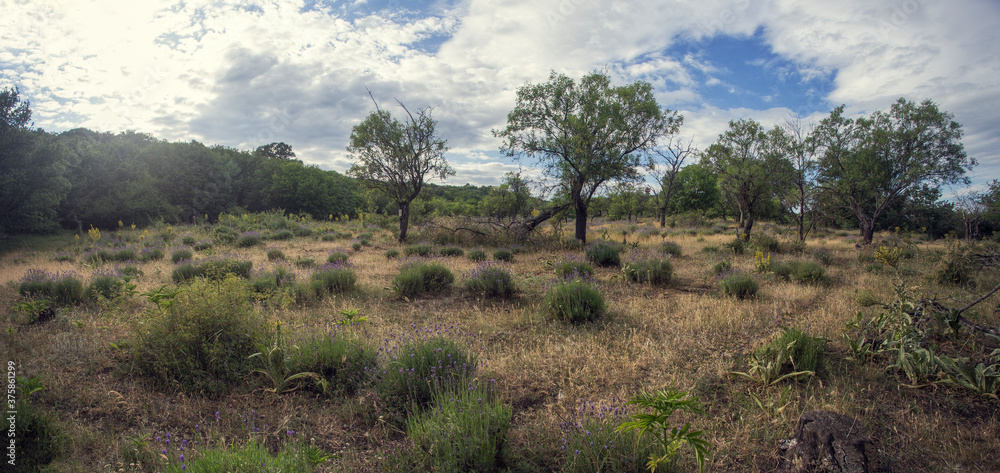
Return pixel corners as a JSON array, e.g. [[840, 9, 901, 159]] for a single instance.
[[1, 213, 998, 472]]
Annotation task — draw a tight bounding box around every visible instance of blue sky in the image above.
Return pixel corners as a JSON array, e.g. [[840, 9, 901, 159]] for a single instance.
[[2, 0, 997, 194]]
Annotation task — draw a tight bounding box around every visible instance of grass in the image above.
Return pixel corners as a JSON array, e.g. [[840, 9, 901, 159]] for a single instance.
[[0, 219, 997, 472]]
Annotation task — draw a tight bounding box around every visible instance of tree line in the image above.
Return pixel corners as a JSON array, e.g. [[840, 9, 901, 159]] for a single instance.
[[2, 80, 998, 243]]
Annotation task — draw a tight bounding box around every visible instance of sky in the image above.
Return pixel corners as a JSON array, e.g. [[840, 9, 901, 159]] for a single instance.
[[3, 0, 999, 194]]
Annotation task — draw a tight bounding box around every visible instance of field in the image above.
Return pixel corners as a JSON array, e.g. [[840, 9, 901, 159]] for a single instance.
[[2, 213, 998, 472]]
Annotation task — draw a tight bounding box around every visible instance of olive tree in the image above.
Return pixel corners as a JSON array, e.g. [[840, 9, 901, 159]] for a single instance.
[[347, 100, 453, 242], [494, 71, 681, 243]]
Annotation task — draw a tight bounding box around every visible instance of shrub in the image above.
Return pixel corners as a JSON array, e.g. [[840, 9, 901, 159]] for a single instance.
[[294, 225, 313, 237], [660, 241, 682, 258], [86, 268, 127, 301], [719, 272, 758, 299], [294, 258, 316, 268], [586, 240, 623, 267], [467, 249, 487, 262], [267, 248, 286, 261], [237, 231, 262, 247], [17, 270, 85, 306], [560, 400, 652, 473], [406, 381, 511, 473], [249, 267, 297, 295], [393, 262, 454, 299], [171, 248, 194, 263], [464, 262, 518, 299], [138, 246, 164, 262], [712, 260, 732, 276], [180, 235, 197, 245], [753, 233, 780, 253], [171, 258, 253, 283], [351, 242, 363, 251], [2, 378, 63, 472], [935, 243, 977, 287], [377, 337, 477, 415], [404, 244, 433, 257], [213, 226, 239, 245], [555, 260, 594, 280], [327, 252, 349, 264], [725, 238, 746, 255], [309, 263, 357, 296], [812, 248, 834, 266], [622, 258, 672, 285], [83, 248, 113, 265], [385, 249, 400, 259], [543, 279, 606, 323], [288, 331, 378, 396], [269, 229, 294, 241], [193, 240, 213, 251], [755, 328, 826, 377], [492, 248, 514, 262], [320, 233, 338, 242], [133, 277, 269, 395], [772, 260, 826, 284], [439, 246, 464, 257]]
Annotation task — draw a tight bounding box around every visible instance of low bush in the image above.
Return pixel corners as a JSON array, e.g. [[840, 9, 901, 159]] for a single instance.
[[585, 240, 623, 267], [295, 258, 316, 268], [213, 226, 239, 245], [351, 242, 362, 251], [759, 328, 826, 376], [719, 272, 758, 299], [772, 260, 826, 284], [2, 377, 63, 472], [393, 262, 454, 299], [85, 268, 128, 301], [288, 332, 378, 396], [622, 258, 672, 285], [752, 233, 780, 253], [555, 260, 594, 280], [493, 248, 514, 262], [464, 262, 518, 299], [171, 248, 194, 263], [404, 244, 434, 257], [295, 225, 313, 237], [467, 249, 487, 262], [193, 241, 213, 251], [138, 246, 164, 262], [309, 263, 357, 296], [439, 246, 464, 257], [327, 252, 349, 264], [17, 270, 85, 306], [543, 279, 606, 323], [385, 249, 400, 259], [712, 260, 733, 276], [725, 238, 746, 255], [133, 277, 270, 395], [267, 248, 286, 261], [377, 337, 477, 416], [660, 241, 682, 258], [268, 229, 294, 241], [171, 258, 253, 283], [237, 231, 262, 247], [180, 235, 198, 245]]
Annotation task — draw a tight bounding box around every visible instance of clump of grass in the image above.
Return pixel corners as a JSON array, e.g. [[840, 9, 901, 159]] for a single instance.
[[171, 258, 253, 283], [309, 263, 357, 296], [376, 336, 477, 417], [493, 248, 514, 262], [404, 244, 434, 257], [555, 260, 594, 280], [772, 260, 826, 284], [439, 246, 464, 257], [17, 269, 85, 306], [171, 248, 194, 263], [393, 261, 455, 299], [622, 258, 672, 285], [586, 240, 623, 267], [213, 226, 239, 245], [180, 234, 197, 245], [719, 271, 758, 299], [660, 240, 682, 258], [237, 231, 262, 247], [712, 260, 733, 276], [752, 233, 780, 253], [725, 238, 746, 255], [543, 279, 606, 323], [269, 229, 294, 241], [559, 399, 652, 473], [294, 258, 316, 268], [133, 277, 269, 396], [85, 267, 128, 301], [267, 248, 286, 261], [248, 266, 298, 295], [467, 249, 487, 262], [385, 249, 400, 259], [464, 262, 518, 299], [193, 240, 213, 251], [288, 330, 378, 396], [2, 377, 63, 471], [351, 241, 363, 251], [138, 246, 165, 262], [295, 225, 313, 237], [327, 252, 349, 264]]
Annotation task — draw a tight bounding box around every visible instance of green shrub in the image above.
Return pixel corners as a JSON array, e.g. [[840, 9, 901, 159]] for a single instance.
[[725, 238, 746, 255], [237, 231, 262, 247], [295, 225, 313, 237], [439, 246, 464, 257], [249, 267, 297, 296], [213, 226, 239, 245], [112, 247, 138, 261], [193, 241, 213, 251], [719, 272, 758, 299], [83, 248, 113, 265], [406, 381, 512, 473], [171, 258, 253, 283], [393, 262, 454, 299], [86, 269, 126, 301], [385, 249, 400, 259], [586, 240, 623, 267], [2, 378, 63, 472], [935, 243, 977, 287], [464, 263, 518, 299], [180, 235, 197, 245], [320, 233, 338, 242], [269, 229, 294, 241], [267, 248, 286, 261], [467, 249, 487, 262], [404, 244, 434, 257], [294, 258, 316, 268], [812, 248, 834, 266], [701, 245, 719, 254], [559, 400, 652, 473], [133, 277, 269, 395], [309, 263, 357, 296], [555, 260, 594, 280], [759, 328, 826, 376], [138, 246, 165, 262], [543, 279, 606, 323], [492, 248, 514, 262], [351, 242, 363, 251], [17, 270, 85, 306], [163, 440, 320, 472], [171, 248, 194, 263], [660, 241, 682, 258], [712, 260, 732, 276], [753, 233, 780, 253], [377, 337, 477, 416], [288, 332, 378, 396], [772, 260, 826, 284], [622, 258, 672, 285], [327, 252, 349, 264]]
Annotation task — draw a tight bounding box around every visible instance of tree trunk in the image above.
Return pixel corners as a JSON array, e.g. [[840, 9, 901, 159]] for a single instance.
[[574, 197, 588, 244], [859, 217, 875, 245], [659, 208, 667, 228], [398, 201, 410, 243], [741, 212, 755, 240]]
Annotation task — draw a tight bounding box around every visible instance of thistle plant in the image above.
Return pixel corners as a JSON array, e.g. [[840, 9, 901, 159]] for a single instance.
[[249, 321, 326, 394], [616, 388, 711, 473]]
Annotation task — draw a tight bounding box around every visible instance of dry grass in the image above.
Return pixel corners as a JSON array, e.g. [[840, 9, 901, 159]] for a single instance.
[[2, 220, 999, 472]]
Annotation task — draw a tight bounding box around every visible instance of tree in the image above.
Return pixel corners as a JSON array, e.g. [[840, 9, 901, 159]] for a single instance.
[[648, 137, 695, 227], [494, 70, 681, 243], [480, 172, 532, 222], [255, 142, 296, 160], [347, 99, 452, 242], [814, 99, 976, 245], [780, 118, 818, 241], [704, 119, 792, 239], [607, 181, 646, 222], [669, 162, 719, 216]]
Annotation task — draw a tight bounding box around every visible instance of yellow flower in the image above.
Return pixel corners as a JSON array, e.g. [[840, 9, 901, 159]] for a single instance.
[[118, 220, 123, 228]]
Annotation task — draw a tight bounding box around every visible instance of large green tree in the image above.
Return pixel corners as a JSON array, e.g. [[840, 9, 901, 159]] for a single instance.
[[347, 101, 453, 242], [704, 119, 793, 239], [494, 71, 681, 243], [814, 99, 975, 245]]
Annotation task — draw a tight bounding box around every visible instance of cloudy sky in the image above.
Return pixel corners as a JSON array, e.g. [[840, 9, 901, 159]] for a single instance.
[[3, 0, 998, 191]]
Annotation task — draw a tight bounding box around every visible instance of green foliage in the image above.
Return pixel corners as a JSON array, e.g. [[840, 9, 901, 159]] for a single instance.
[[377, 337, 477, 418], [464, 263, 518, 299], [725, 238, 746, 255], [438, 246, 464, 257], [404, 244, 434, 257], [309, 263, 357, 297], [405, 381, 512, 473], [560, 402, 653, 473], [772, 260, 827, 284], [164, 441, 324, 473], [617, 388, 711, 473], [171, 248, 193, 263], [171, 258, 253, 283], [734, 328, 826, 387], [236, 231, 262, 247], [267, 248, 286, 261], [493, 248, 514, 262], [659, 241, 682, 258], [17, 269, 85, 306], [1, 377, 63, 472], [752, 233, 780, 253], [327, 252, 349, 264], [623, 258, 672, 285], [133, 277, 270, 395], [712, 260, 733, 276], [249, 322, 326, 394], [213, 226, 239, 245], [935, 242, 977, 287], [351, 241, 363, 251], [85, 270, 130, 301], [586, 240, 623, 267], [393, 262, 455, 299], [268, 229, 294, 240], [719, 272, 758, 299], [385, 249, 400, 259], [286, 330, 378, 396], [543, 279, 606, 323], [294, 258, 316, 268], [555, 260, 594, 280], [467, 249, 487, 262]]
